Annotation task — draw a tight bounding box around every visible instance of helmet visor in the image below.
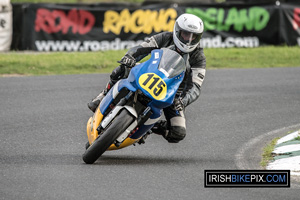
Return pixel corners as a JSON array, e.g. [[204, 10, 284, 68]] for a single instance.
[[177, 30, 202, 45]]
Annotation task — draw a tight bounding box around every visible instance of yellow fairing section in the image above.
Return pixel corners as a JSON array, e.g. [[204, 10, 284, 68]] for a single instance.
[[87, 106, 103, 145], [107, 137, 141, 150], [87, 106, 139, 150]]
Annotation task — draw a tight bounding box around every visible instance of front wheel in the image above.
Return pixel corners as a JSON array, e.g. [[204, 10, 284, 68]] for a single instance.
[[82, 109, 135, 164]]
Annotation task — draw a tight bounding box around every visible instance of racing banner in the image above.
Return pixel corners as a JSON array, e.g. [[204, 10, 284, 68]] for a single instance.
[[17, 2, 300, 51], [21, 3, 177, 51], [0, 0, 12, 51], [279, 3, 300, 46], [181, 3, 279, 48]]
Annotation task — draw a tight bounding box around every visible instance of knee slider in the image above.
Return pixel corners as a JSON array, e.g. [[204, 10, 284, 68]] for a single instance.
[[166, 126, 186, 143]]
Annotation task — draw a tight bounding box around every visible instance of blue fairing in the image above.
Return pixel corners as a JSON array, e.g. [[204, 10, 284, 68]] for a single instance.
[[99, 48, 185, 140], [129, 49, 185, 108], [99, 79, 137, 114]]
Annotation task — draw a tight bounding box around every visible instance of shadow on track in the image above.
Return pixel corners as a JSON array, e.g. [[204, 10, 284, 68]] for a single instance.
[[90, 154, 229, 166], [0, 153, 223, 166]]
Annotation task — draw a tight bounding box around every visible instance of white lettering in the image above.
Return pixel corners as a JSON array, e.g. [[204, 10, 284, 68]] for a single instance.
[[200, 35, 260, 48], [211, 175, 218, 182], [258, 175, 264, 182], [35, 38, 144, 52], [35, 35, 261, 52]]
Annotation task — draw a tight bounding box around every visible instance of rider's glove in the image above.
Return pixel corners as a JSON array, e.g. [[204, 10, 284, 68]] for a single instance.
[[118, 54, 136, 68], [173, 98, 184, 111]]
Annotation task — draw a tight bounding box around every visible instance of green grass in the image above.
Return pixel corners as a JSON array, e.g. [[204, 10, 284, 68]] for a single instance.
[[260, 137, 280, 168], [294, 130, 300, 141], [260, 129, 300, 168], [1, 47, 299, 76], [206, 46, 300, 69], [0, 50, 126, 76]]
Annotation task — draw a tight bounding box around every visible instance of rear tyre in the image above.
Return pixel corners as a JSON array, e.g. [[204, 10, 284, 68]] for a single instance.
[[82, 109, 135, 164]]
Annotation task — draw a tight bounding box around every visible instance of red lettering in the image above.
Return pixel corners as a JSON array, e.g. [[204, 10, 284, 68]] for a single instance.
[[78, 10, 95, 34], [293, 8, 300, 30], [35, 9, 64, 33], [52, 10, 66, 33], [35, 8, 95, 34], [62, 9, 79, 34]]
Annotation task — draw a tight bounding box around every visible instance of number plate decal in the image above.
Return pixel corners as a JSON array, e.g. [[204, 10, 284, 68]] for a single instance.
[[138, 73, 167, 100]]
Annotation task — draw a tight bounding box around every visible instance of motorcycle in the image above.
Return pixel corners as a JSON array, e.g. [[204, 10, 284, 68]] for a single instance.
[[83, 47, 187, 164]]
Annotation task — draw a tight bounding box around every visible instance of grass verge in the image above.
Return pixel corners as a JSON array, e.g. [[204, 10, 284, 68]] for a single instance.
[[0, 46, 299, 76], [260, 137, 280, 168]]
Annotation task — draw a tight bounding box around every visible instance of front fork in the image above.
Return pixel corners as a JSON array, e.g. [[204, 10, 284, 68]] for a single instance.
[[98, 90, 152, 147], [114, 90, 153, 126]]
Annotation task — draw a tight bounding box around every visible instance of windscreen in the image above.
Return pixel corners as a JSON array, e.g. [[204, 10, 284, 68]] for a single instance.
[[158, 48, 186, 78]]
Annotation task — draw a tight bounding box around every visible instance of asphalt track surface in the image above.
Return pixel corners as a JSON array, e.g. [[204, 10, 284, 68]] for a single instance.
[[1, 67, 300, 200]]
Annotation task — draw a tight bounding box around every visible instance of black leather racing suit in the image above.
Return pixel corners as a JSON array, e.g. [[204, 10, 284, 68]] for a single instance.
[[111, 32, 206, 143]]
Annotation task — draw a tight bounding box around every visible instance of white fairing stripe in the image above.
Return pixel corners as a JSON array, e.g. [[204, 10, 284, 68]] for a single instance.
[[113, 81, 120, 99], [144, 116, 161, 125], [192, 68, 206, 87]]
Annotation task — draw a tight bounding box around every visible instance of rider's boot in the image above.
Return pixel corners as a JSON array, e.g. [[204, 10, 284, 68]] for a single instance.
[[87, 81, 113, 112], [151, 120, 168, 138], [88, 65, 128, 112]]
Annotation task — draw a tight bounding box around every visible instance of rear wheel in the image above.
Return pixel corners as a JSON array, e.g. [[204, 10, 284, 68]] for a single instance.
[[82, 109, 135, 164]]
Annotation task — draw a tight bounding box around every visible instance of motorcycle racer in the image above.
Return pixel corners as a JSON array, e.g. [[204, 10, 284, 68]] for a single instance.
[[88, 13, 206, 143]]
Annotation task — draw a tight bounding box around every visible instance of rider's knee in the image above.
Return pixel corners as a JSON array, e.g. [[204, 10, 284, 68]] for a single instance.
[[165, 126, 186, 143]]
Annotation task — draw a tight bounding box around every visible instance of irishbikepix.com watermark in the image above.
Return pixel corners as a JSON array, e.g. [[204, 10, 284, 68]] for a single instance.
[[205, 170, 290, 188]]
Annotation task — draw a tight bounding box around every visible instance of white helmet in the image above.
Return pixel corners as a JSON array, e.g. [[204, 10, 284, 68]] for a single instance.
[[173, 13, 204, 53]]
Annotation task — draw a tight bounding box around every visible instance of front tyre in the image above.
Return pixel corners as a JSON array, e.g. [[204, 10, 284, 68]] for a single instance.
[[82, 109, 135, 164]]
